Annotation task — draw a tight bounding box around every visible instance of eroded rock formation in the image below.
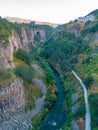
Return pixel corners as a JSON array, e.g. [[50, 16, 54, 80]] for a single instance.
[[0, 78, 25, 121], [0, 26, 46, 69]]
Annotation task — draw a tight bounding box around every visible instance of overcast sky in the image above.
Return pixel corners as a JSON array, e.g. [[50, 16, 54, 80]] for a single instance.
[[0, 0, 98, 23]]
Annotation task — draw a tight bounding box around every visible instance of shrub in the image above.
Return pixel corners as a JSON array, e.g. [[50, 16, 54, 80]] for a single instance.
[[85, 21, 91, 26], [74, 105, 85, 119], [89, 94, 98, 129], [83, 75, 94, 89], [15, 49, 32, 65], [14, 65, 34, 83], [41, 62, 55, 84], [46, 93, 56, 103], [0, 69, 11, 79], [46, 72, 55, 84]]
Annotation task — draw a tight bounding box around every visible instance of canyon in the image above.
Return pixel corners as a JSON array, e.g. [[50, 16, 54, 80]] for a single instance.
[[1, 9, 98, 130]]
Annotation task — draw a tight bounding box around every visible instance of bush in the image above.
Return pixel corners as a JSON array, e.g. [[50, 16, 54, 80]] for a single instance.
[[0, 69, 11, 79], [85, 56, 91, 63], [41, 62, 55, 84], [15, 49, 32, 65], [83, 75, 94, 89], [46, 93, 56, 103], [46, 72, 55, 84], [89, 94, 98, 129], [14, 65, 34, 83], [74, 105, 85, 119], [85, 21, 91, 26]]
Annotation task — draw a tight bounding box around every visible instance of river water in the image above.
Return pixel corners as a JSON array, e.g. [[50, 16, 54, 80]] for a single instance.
[[39, 67, 67, 130]]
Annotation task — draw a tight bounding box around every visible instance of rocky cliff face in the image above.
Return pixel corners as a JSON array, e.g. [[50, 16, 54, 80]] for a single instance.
[[0, 78, 25, 121], [0, 78, 32, 130], [0, 26, 46, 69], [65, 25, 81, 37], [0, 77, 47, 130]]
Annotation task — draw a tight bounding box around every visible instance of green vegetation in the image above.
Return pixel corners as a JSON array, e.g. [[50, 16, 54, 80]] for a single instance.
[[83, 75, 94, 89], [40, 31, 90, 71], [40, 61, 57, 108], [32, 109, 47, 130], [74, 105, 85, 119], [82, 23, 98, 36], [45, 93, 56, 103], [24, 82, 42, 111], [0, 68, 15, 89], [14, 65, 34, 83], [0, 18, 12, 45], [13, 48, 43, 113], [61, 73, 78, 129], [14, 49, 33, 65], [89, 94, 98, 129]]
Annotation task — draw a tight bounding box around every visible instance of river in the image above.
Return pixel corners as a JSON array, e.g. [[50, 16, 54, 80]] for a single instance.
[[39, 67, 67, 130]]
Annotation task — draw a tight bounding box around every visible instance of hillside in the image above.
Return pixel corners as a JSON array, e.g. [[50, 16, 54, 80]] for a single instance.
[[41, 14, 98, 130]]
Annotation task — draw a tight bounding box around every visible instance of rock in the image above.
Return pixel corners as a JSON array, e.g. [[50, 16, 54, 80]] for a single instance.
[[71, 120, 80, 130], [52, 122, 57, 126], [0, 26, 47, 69], [34, 78, 47, 96], [72, 93, 78, 103], [72, 103, 80, 113], [0, 78, 25, 121]]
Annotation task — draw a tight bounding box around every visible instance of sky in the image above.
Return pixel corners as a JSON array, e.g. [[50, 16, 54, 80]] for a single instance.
[[0, 0, 98, 24]]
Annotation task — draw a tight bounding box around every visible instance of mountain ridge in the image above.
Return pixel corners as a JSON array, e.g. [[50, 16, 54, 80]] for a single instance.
[[6, 16, 59, 28]]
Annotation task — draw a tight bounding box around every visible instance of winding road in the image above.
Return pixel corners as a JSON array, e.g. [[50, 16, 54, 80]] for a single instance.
[[72, 70, 91, 130]]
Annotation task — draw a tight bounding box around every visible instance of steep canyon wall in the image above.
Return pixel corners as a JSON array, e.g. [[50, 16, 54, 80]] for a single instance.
[[0, 26, 46, 68]]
